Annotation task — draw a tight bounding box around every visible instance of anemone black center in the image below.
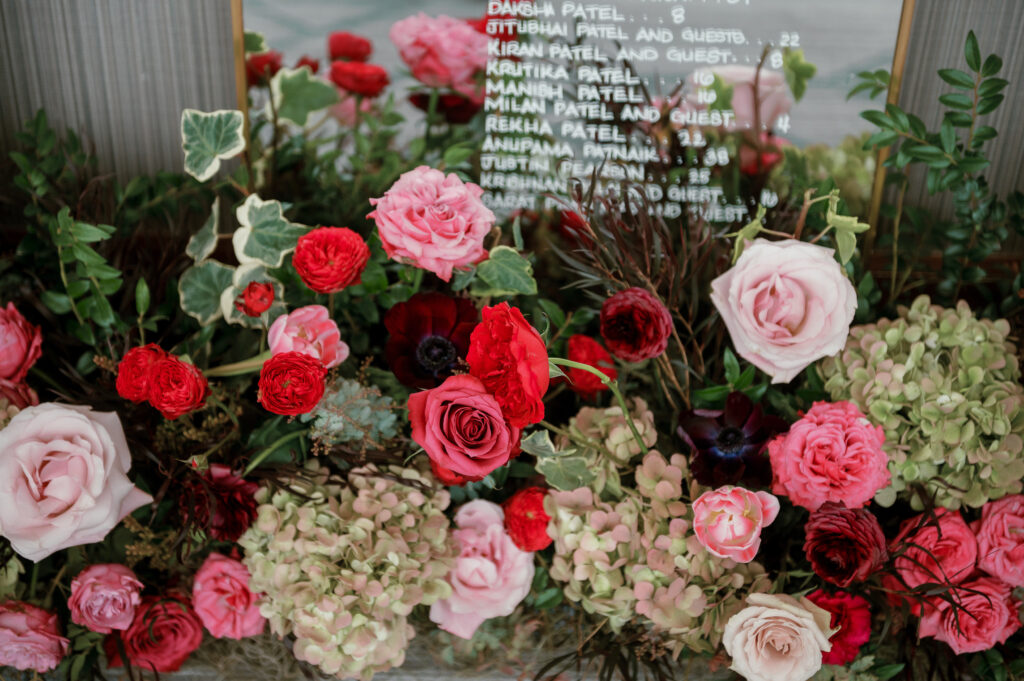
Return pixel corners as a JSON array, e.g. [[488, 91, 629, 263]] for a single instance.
[[416, 335, 457, 374], [715, 427, 745, 455]]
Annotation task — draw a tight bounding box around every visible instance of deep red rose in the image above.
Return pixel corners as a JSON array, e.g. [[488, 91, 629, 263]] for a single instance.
[[384, 292, 478, 389], [806, 590, 871, 665], [467, 303, 549, 429], [804, 502, 888, 587], [245, 50, 282, 87], [503, 486, 552, 551], [146, 356, 210, 420], [295, 55, 320, 74], [600, 287, 673, 363], [564, 335, 616, 400], [408, 92, 482, 124], [557, 209, 594, 248], [328, 31, 372, 62], [115, 344, 168, 403], [430, 458, 471, 486], [292, 226, 370, 294], [179, 464, 259, 542], [258, 351, 326, 415], [234, 281, 274, 317], [330, 61, 389, 98], [105, 596, 203, 672]]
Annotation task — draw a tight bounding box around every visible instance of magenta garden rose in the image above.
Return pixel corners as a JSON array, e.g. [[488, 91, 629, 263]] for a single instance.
[[268, 304, 348, 369], [710, 239, 857, 384], [367, 166, 495, 282], [389, 13, 488, 102], [68, 564, 143, 633], [0, 403, 153, 561], [192, 552, 265, 639], [0, 601, 68, 672], [691, 486, 779, 563]]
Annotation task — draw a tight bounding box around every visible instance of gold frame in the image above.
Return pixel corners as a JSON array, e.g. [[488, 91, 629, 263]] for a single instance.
[[230, 0, 249, 137]]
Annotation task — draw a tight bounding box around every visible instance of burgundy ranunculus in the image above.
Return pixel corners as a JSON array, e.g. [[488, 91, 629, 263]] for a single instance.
[[600, 287, 673, 362], [408, 93, 483, 125], [179, 464, 259, 542], [803, 502, 888, 587], [384, 292, 478, 389]]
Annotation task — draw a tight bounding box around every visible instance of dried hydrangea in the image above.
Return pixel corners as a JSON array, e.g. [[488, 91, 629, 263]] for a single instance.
[[239, 462, 456, 680], [819, 296, 1024, 509], [301, 378, 399, 447]]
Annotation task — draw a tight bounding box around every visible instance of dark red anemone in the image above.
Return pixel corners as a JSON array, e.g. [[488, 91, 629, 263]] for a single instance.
[[384, 292, 479, 389]]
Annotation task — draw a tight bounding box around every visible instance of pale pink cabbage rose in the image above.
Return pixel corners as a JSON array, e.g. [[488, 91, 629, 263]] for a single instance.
[[268, 305, 348, 369], [0, 302, 42, 384], [368, 166, 495, 282], [68, 564, 143, 633], [692, 486, 779, 563], [0, 601, 69, 672], [390, 14, 488, 102], [429, 500, 534, 639], [0, 403, 153, 561], [686, 66, 793, 131], [723, 593, 835, 681], [976, 494, 1024, 586], [710, 239, 857, 384], [191, 553, 265, 639]]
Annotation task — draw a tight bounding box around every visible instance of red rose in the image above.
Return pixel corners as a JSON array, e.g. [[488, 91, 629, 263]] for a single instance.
[[467, 303, 549, 428], [600, 287, 673, 363], [328, 31, 372, 62], [565, 335, 616, 400], [806, 590, 871, 665], [245, 50, 282, 87], [106, 596, 203, 673], [430, 457, 471, 486], [179, 464, 259, 542], [295, 55, 320, 74], [293, 226, 370, 294], [146, 356, 210, 420], [803, 502, 888, 587], [234, 281, 275, 317], [503, 486, 552, 551], [115, 344, 168, 403], [329, 61, 389, 98], [258, 351, 326, 415], [408, 92, 483, 124]]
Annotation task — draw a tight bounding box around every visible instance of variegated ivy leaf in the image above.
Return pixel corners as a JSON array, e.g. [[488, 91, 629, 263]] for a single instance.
[[219, 263, 288, 329], [178, 259, 234, 325], [244, 31, 267, 54], [186, 198, 220, 263], [180, 109, 245, 182], [471, 246, 537, 298], [268, 67, 339, 127], [232, 194, 307, 267]]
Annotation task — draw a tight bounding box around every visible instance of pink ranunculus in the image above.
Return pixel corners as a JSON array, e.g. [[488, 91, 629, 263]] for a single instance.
[[0, 302, 42, 384], [768, 401, 890, 511], [0, 601, 69, 672], [429, 500, 534, 639], [268, 305, 348, 369], [891, 508, 978, 591], [329, 90, 375, 127], [192, 553, 265, 639], [390, 13, 488, 102], [686, 65, 793, 131], [68, 564, 143, 633], [368, 166, 495, 282], [691, 486, 779, 563], [918, 576, 1021, 654], [0, 403, 153, 561], [975, 494, 1024, 586], [710, 239, 857, 384]]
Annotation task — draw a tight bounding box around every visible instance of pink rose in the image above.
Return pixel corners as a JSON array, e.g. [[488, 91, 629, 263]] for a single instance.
[[692, 486, 779, 563], [0, 302, 42, 384], [0, 601, 69, 672], [918, 576, 1021, 654], [710, 239, 857, 384], [768, 401, 889, 511], [390, 14, 488, 101], [891, 509, 978, 590], [329, 90, 374, 127], [0, 403, 153, 561], [976, 494, 1024, 586], [686, 66, 793, 131], [192, 553, 265, 639], [68, 564, 143, 633], [408, 374, 521, 481], [268, 305, 348, 369], [429, 500, 534, 639], [368, 166, 495, 282]]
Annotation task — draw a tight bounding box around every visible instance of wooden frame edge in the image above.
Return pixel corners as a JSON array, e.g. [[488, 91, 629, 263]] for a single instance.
[[230, 0, 249, 138]]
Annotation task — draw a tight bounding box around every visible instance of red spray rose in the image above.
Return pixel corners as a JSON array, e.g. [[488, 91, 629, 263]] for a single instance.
[[257, 351, 326, 415], [804, 502, 888, 587], [115, 344, 168, 403], [600, 287, 673, 362], [147, 356, 210, 420], [806, 590, 871, 665], [0, 302, 43, 384], [328, 31, 372, 62], [234, 281, 274, 317], [106, 596, 203, 673], [330, 61, 389, 98], [408, 92, 482, 124], [245, 51, 282, 87], [918, 577, 1021, 655], [179, 464, 259, 542], [467, 303, 549, 428], [384, 292, 478, 389], [430, 458, 472, 486], [292, 226, 370, 294], [503, 486, 552, 551], [295, 55, 320, 74], [564, 334, 616, 400]]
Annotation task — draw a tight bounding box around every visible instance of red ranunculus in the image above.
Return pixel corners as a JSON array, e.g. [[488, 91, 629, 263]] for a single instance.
[[600, 287, 673, 362], [467, 303, 549, 428], [564, 335, 616, 400], [292, 226, 370, 294], [258, 352, 326, 415], [384, 292, 478, 389], [330, 61, 389, 98], [115, 344, 168, 403], [804, 502, 888, 587], [179, 464, 259, 542], [146, 356, 210, 420], [806, 590, 871, 665], [328, 31, 372, 62], [503, 486, 552, 551], [106, 596, 203, 673], [234, 281, 274, 317], [408, 92, 483, 124], [245, 51, 282, 87], [295, 55, 320, 74]]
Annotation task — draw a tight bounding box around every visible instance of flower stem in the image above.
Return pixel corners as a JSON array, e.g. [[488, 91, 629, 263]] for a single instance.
[[244, 428, 309, 475], [206, 350, 272, 377]]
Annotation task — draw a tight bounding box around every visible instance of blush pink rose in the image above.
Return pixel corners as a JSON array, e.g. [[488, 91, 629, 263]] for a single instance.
[[891, 509, 978, 590], [368, 166, 495, 282], [68, 564, 143, 633], [918, 576, 1021, 654], [192, 553, 265, 639], [686, 66, 793, 131], [389, 14, 488, 102], [768, 401, 889, 511], [329, 90, 374, 127], [0, 302, 42, 384], [0, 403, 153, 561], [975, 494, 1024, 586], [710, 239, 857, 384], [0, 601, 69, 672], [268, 305, 348, 369], [429, 500, 534, 639], [692, 486, 779, 563]]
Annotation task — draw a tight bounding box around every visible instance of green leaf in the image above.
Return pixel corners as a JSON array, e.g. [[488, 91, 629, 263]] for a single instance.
[[537, 299, 566, 331], [981, 54, 1003, 77], [978, 77, 1008, 97], [178, 259, 235, 325], [939, 93, 973, 110], [269, 67, 340, 127], [135, 278, 151, 317], [450, 266, 476, 292], [244, 31, 268, 54], [973, 125, 997, 142], [723, 347, 740, 384], [180, 109, 246, 182], [41, 290, 72, 314], [88, 291, 116, 327], [835, 230, 857, 265], [957, 156, 990, 173], [937, 68, 975, 89], [977, 94, 1004, 115], [729, 204, 766, 263], [940, 117, 956, 153], [536, 455, 597, 491], [520, 430, 573, 459], [186, 198, 220, 262], [472, 246, 538, 297], [965, 30, 981, 72], [442, 144, 475, 167], [232, 194, 307, 267], [71, 242, 106, 267], [860, 110, 893, 129], [781, 48, 816, 102], [534, 587, 564, 610], [70, 221, 115, 242]]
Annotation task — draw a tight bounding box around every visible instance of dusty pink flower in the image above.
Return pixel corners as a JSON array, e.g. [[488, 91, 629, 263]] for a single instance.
[[268, 305, 348, 369], [692, 486, 779, 563], [390, 13, 488, 102], [0, 601, 68, 672], [429, 500, 534, 639], [68, 564, 143, 633], [0, 302, 42, 384], [975, 494, 1024, 586], [192, 553, 265, 639], [686, 66, 792, 131], [768, 401, 889, 511], [918, 576, 1020, 654], [329, 90, 374, 127], [891, 508, 978, 590]]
